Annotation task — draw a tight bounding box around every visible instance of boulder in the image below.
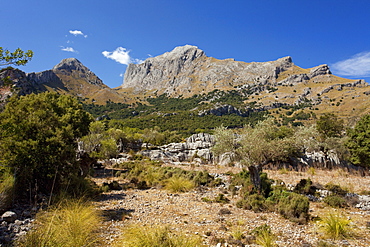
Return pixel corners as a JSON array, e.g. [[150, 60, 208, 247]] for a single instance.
[[1, 211, 17, 223]]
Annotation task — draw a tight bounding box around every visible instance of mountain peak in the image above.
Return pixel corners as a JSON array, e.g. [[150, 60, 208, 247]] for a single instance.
[[53, 58, 85, 71], [153, 45, 205, 61]]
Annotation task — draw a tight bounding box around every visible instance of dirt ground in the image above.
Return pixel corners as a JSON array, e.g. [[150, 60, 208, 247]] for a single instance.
[[93, 164, 370, 246]]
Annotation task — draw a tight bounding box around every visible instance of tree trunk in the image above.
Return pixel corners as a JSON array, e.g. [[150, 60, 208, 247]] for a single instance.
[[248, 164, 262, 193]]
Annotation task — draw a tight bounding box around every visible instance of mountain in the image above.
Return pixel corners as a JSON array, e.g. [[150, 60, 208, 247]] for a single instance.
[[0, 58, 126, 104], [119, 45, 370, 120]]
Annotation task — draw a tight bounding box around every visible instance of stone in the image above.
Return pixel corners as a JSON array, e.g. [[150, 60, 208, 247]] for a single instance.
[[1, 211, 17, 223]]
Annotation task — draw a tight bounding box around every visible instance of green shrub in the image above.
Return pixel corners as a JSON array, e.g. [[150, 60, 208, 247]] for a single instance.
[[325, 183, 348, 196], [230, 170, 272, 198], [277, 192, 309, 223], [294, 178, 316, 195], [323, 195, 348, 208], [236, 194, 266, 212], [17, 200, 101, 247], [114, 224, 203, 247]]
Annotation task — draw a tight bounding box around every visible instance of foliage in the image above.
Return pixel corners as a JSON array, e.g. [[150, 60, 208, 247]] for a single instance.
[[213, 118, 298, 192], [229, 169, 272, 197], [236, 193, 267, 212], [114, 224, 203, 247], [276, 192, 310, 223], [318, 212, 353, 240], [316, 113, 344, 139], [0, 171, 14, 212], [324, 183, 348, 196], [0, 47, 33, 66], [0, 92, 93, 201], [346, 114, 370, 167], [17, 200, 101, 247], [293, 178, 316, 195], [82, 93, 268, 138], [323, 195, 348, 208]]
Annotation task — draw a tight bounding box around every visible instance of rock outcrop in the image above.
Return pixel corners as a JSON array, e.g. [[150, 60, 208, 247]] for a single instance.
[[141, 133, 214, 163]]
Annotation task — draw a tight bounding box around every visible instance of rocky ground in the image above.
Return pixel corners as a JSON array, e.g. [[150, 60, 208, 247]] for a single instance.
[[93, 164, 370, 247]]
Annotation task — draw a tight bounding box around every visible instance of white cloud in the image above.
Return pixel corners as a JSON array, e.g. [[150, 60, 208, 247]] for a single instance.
[[61, 46, 78, 53], [69, 30, 87, 38], [331, 51, 370, 77], [102, 47, 143, 65]]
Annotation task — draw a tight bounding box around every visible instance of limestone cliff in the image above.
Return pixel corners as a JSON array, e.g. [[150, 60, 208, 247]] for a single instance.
[[120, 45, 332, 98]]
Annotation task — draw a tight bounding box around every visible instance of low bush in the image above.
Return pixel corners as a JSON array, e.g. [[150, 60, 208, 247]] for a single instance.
[[114, 224, 203, 247], [294, 178, 316, 195], [324, 195, 348, 208], [277, 192, 309, 224], [324, 183, 348, 196], [236, 194, 267, 212]]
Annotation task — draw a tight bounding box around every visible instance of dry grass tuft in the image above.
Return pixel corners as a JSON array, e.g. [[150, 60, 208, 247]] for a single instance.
[[113, 224, 203, 247], [17, 200, 101, 247]]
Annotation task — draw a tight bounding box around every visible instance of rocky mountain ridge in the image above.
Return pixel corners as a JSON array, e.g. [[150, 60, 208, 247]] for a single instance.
[[0, 58, 126, 104]]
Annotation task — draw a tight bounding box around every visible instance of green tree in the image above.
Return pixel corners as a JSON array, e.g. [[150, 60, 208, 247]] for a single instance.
[[346, 114, 370, 167], [0, 92, 93, 201], [316, 113, 344, 139], [213, 118, 299, 192], [0, 47, 33, 66]]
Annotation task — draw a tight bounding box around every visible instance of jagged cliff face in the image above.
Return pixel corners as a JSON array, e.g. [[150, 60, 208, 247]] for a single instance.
[[121, 45, 333, 97]]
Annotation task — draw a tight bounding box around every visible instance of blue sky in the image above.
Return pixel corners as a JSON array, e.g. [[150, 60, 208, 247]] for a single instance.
[[2, 0, 370, 88]]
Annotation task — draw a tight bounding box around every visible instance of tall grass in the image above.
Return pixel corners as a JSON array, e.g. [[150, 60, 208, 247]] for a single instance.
[[318, 212, 353, 240], [17, 200, 101, 247], [114, 224, 203, 247]]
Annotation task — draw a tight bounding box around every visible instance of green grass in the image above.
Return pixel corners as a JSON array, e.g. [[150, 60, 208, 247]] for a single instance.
[[17, 200, 102, 247], [114, 224, 203, 247]]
